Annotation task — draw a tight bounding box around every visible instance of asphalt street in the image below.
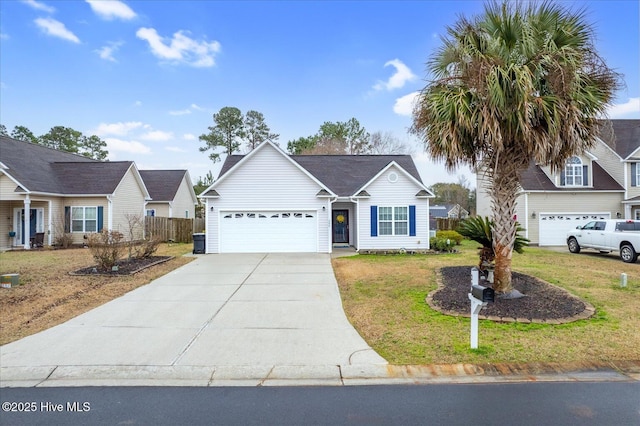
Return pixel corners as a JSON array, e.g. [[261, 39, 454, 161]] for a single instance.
[[1, 382, 639, 425]]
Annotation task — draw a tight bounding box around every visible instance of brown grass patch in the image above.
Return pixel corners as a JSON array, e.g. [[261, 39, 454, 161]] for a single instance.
[[0, 244, 193, 345]]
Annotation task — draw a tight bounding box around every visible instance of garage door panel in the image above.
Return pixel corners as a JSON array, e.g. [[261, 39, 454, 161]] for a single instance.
[[539, 213, 610, 246], [220, 211, 317, 253]]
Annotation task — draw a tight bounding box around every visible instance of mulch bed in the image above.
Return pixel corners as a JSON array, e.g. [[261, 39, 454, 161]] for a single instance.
[[70, 256, 173, 276], [427, 266, 595, 323]]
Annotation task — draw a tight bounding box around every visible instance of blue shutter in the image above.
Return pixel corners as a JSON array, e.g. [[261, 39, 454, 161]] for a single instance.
[[582, 165, 588, 186], [97, 206, 104, 231], [409, 205, 416, 236], [64, 206, 70, 233], [560, 170, 565, 186], [370, 205, 378, 237], [632, 163, 637, 187]]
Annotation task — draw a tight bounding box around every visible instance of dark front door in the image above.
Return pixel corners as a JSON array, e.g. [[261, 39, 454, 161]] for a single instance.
[[332, 210, 349, 244]]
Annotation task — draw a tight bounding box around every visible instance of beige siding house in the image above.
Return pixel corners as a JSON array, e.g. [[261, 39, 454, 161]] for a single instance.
[[0, 136, 151, 250], [140, 170, 197, 219], [477, 119, 639, 245]]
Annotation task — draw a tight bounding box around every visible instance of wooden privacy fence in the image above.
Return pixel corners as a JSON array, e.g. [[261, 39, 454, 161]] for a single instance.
[[145, 217, 205, 243], [436, 218, 462, 231]]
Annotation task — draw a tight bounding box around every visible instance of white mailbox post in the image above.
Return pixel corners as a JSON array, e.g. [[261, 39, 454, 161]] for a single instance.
[[468, 267, 494, 349]]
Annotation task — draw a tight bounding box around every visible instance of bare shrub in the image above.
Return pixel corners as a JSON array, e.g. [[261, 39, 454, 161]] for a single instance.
[[52, 217, 73, 249], [133, 235, 162, 259], [87, 230, 124, 271]]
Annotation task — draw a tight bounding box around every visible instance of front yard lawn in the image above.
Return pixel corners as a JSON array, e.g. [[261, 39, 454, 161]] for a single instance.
[[0, 244, 193, 345], [333, 240, 640, 364]]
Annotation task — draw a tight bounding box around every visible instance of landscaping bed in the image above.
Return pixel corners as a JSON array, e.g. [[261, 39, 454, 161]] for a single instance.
[[71, 256, 173, 275]]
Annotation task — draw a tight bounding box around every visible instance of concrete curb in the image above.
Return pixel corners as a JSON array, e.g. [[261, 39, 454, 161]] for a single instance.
[[1, 361, 638, 387]]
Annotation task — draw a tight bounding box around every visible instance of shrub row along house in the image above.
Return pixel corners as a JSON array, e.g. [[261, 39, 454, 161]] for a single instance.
[[477, 119, 640, 245], [200, 140, 435, 253], [0, 136, 196, 250]]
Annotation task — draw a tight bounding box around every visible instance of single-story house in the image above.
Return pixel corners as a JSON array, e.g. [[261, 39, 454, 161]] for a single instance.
[[199, 140, 434, 253], [140, 170, 197, 219], [429, 204, 470, 219], [0, 136, 151, 249], [477, 119, 640, 245]]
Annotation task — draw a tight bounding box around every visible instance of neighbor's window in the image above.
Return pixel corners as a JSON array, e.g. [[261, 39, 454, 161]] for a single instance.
[[378, 206, 408, 236], [71, 206, 97, 232], [145, 209, 156, 217], [564, 156, 583, 186]]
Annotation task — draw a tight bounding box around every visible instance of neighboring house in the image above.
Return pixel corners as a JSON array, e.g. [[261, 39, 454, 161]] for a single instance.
[[477, 119, 640, 245], [140, 170, 197, 219], [200, 140, 434, 253], [429, 204, 469, 219], [0, 136, 151, 250]]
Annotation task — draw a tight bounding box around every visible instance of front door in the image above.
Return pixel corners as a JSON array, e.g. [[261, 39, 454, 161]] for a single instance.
[[332, 210, 349, 244]]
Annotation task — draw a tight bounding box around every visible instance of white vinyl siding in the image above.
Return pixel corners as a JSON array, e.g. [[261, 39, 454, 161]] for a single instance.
[[359, 166, 430, 251], [206, 143, 329, 253], [111, 167, 147, 237]]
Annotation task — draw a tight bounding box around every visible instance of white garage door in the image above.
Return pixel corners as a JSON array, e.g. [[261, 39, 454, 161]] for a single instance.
[[219, 211, 318, 253], [539, 212, 611, 246]]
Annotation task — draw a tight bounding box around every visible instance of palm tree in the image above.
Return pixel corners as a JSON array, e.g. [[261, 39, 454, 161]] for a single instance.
[[411, 1, 620, 294]]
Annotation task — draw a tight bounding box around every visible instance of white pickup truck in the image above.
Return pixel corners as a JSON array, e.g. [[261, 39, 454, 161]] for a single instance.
[[566, 219, 640, 263]]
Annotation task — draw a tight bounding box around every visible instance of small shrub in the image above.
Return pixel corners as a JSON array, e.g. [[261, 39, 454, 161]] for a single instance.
[[53, 233, 73, 249], [133, 235, 162, 259], [435, 230, 463, 245], [87, 230, 124, 271], [430, 237, 456, 252]]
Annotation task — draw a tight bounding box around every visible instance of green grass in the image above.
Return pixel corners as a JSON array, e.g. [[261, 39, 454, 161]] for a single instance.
[[333, 240, 640, 364]]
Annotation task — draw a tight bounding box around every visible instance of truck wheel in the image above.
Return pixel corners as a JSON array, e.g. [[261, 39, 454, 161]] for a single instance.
[[567, 237, 581, 254], [620, 244, 638, 263]]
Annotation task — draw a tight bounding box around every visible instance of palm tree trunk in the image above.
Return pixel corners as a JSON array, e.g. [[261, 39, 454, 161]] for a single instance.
[[488, 152, 522, 294]]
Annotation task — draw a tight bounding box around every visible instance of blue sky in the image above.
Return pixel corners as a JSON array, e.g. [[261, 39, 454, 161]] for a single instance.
[[1, 0, 638, 188]]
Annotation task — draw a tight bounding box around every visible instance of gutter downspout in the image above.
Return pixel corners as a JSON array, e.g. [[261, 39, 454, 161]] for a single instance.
[[107, 195, 114, 231], [23, 194, 31, 250], [524, 192, 529, 240], [349, 197, 360, 251]]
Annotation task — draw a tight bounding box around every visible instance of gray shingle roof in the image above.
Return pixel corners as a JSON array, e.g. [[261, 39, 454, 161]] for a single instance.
[[0, 136, 134, 195], [605, 119, 640, 159], [520, 162, 623, 191], [219, 154, 423, 196], [140, 170, 187, 202]]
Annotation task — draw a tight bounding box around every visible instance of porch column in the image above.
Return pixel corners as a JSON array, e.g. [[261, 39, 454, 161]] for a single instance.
[[23, 196, 31, 250], [47, 200, 53, 246], [625, 204, 632, 219]]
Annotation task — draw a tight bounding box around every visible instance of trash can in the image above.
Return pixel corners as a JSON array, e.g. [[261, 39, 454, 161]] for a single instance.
[[193, 233, 206, 254]]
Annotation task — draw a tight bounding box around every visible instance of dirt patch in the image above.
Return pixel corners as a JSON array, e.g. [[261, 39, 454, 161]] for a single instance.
[[428, 266, 594, 323], [71, 256, 173, 275]]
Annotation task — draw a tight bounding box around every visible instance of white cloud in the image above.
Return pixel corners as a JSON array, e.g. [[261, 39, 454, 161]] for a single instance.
[[136, 27, 221, 67], [607, 97, 640, 118], [190, 103, 205, 111], [105, 138, 151, 154], [169, 109, 191, 116], [373, 59, 417, 91], [95, 41, 123, 62], [94, 121, 144, 136], [22, 0, 55, 13], [166, 146, 187, 153], [393, 92, 419, 116], [34, 17, 80, 43], [133, 100, 142, 107], [86, 0, 136, 21], [140, 130, 174, 141], [0, 33, 9, 40], [183, 133, 196, 141]]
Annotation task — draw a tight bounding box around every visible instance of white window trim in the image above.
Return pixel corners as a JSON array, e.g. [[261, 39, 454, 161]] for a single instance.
[[378, 206, 409, 236], [634, 209, 640, 221], [71, 206, 98, 233], [564, 156, 583, 187], [635, 163, 640, 186]]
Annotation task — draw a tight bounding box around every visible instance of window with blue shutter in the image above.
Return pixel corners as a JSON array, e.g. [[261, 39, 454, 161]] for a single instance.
[[409, 205, 416, 236], [64, 206, 70, 233], [632, 163, 638, 187], [370, 205, 378, 237], [582, 165, 588, 186], [97, 206, 104, 231]]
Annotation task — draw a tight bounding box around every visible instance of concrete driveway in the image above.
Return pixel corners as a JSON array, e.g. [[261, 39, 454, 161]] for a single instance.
[[1, 253, 386, 386]]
